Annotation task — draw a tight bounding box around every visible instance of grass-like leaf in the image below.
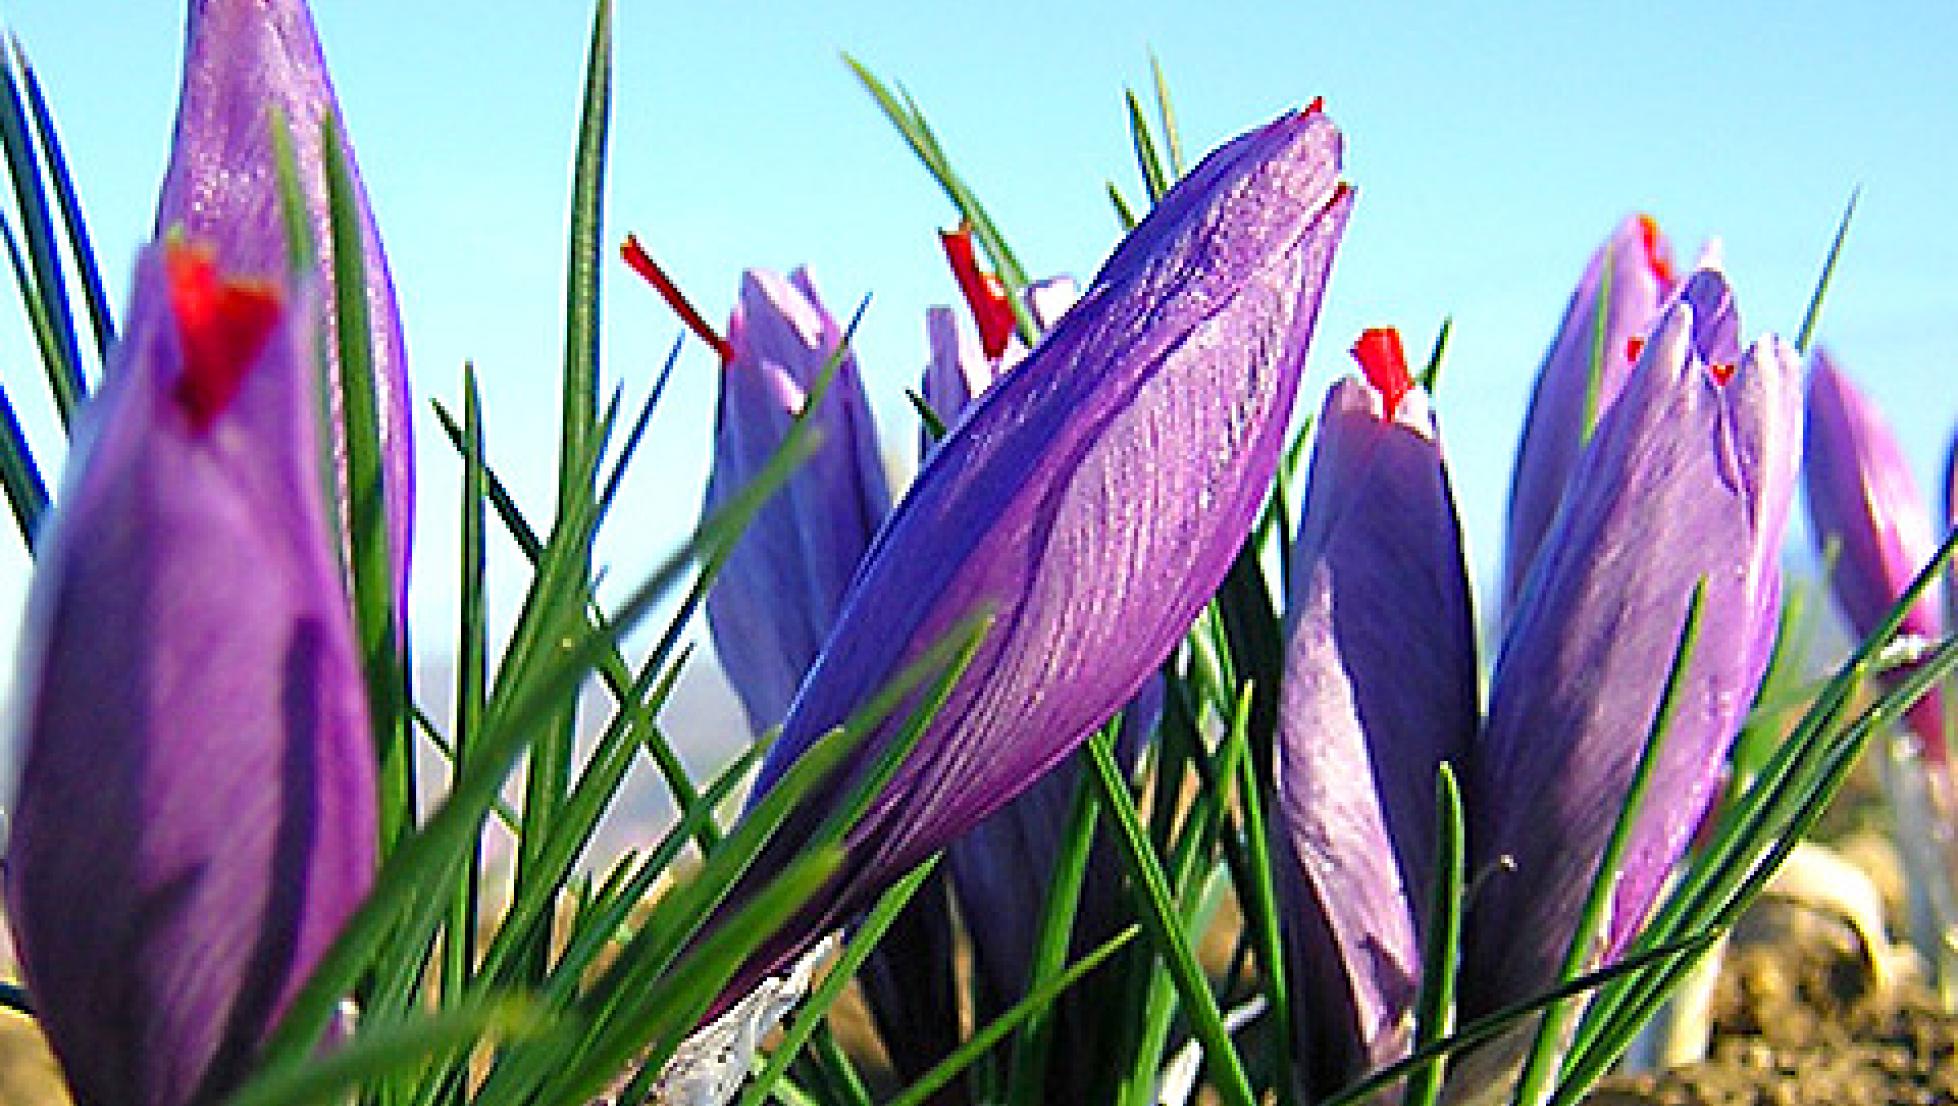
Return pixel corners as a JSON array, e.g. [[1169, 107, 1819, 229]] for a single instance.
[[1419, 316, 1453, 395], [1086, 725, 1259, 1106], [844, 55, 1038, 344], [1510, 582, 1705, 1106], [1403, 762, 1467, 1106], [322, 116, 410, 853], [227, 998, 541, 1106], [1794, 188, 1858, 354], [1579, 241, 1615, 446], [1150, 52, 1186, 177], [14, 39, 112, 360], [0, 380, 46, 547], [889, 925, 1140, 1106], [1125, 88, 1170, 204], [737, 859, 942, 1106], [0, 39, 83, 420]]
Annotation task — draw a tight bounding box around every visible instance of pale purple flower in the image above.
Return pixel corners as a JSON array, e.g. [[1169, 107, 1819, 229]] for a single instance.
[[1502, 214, 1677, 623], [4, 241, 376, 1106], [1464, 268, 1801, 1019], [1803, 350, 1947, 759], [1271, 327, 1477, 1096], [682, 259, 892, 734], [715, 106, 1354, 1004], [157, 0, 413, 619]]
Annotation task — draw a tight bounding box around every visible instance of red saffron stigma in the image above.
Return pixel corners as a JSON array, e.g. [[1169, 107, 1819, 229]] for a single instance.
[[1350, 327, 1413, 421], [1708, 361, 1737, 385], [1303, 96, 1325, 116], [938, 224, 1016, 360], [1625, 336, 1646, 363], [1636, 213, 1677, 288], [621, 234, 735, 363], [164, 241, 282, 433]]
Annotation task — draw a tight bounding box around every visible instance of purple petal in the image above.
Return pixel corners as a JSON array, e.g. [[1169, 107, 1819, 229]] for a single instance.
[[1803, 349, 1947, 757], [1271, 374, 1476, 1094], [1465, 269, 1801, 1022], [716, 107, 1354, 1005], [4, 245, 376, 1106], [1501, 215, 1676, 624], [158, 0, 413, 623], [705, 268, 892, 732]]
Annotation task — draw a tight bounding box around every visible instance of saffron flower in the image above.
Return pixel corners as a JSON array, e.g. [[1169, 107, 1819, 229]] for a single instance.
[[158, 0, 414, 616], [1803, 349, 1948, 758], [1501, 214, 1677, 622], [620, 238, 894, 736], [1271, 327, 1476, 1096], [1465, 268, 1801, 1020], [3, 241, 377, 1106], [717, 105, 1354, 1003]]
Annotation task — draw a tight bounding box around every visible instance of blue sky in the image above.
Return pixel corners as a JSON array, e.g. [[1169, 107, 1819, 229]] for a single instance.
[[5, 2, 1957, 656]]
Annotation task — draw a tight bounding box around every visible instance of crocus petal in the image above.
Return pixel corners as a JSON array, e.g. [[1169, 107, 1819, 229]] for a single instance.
[[158, 0, 413, 621], [1803, 350, 1947, 757], [1464, 269, 1800, 1023], [1272, 369, 1476, 1096], [4, 243, 375, 1106], [715, 107, 1354, 1004], [1501, 215, 1677, 624], [705, 267, 892, 732]]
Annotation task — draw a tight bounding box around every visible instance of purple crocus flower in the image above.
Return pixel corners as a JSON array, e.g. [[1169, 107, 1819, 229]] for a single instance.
[[1271, 327, 1477, 1096], [4, 241, 377, 1106], [1803, 350, 1948, 760], [1464, 268, 1801, 1023], [715, 105, 1354, 1005], [1501, 214, 1677, 623], [621, 238, 894, 734], [157, 0, 414, 620]]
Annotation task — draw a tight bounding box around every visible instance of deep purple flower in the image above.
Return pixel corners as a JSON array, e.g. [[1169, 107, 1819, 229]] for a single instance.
[[716, 105, 1354, 1004], [1501, 214, 1678, 623], [1464, 268, 1801, 1020], [1803, 350, 1947, 759], [4, 241, 377, 1106], [157, 0, 413, 620], [1271, 327, 1477, 1095]]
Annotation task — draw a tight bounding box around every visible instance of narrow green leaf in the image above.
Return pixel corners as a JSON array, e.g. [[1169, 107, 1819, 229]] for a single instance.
[[1236, 728, 1297, 1106], [1404, 763, 1466, 1106], [843, 55, 1038, 343], [738, 859, 942, 1106], [14, 39, 113, 359], [1149, 52, 1186, 177], [1316, 933, 1718, 1106], [1511, 583, 1705, 1106], [539, 847, 845, 1106], [0, 41, 83, 415], [1794, 188, 1858, 353], [1086, 728, 1258, 1106], [1108, 180, 1139, 232], [1004, 730, 1107, 1106], [906, 387, 947, 442], [0, 207, 75, 430], [1579, 242, 1614, 445], [888, 926, 1139, 1106], [1419, 316, 1454, 395], [524, 0, 613, 932], [229, 998, 541, 1106], [444, 363, 488, 1008], [0, 380, 47, 548], [1125, 88, 1170, 204]]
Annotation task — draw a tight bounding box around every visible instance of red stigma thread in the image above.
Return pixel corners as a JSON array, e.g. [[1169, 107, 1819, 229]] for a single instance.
[[1303, 96, 1325, 117], [1708, 362, 1737, 385], [938, 223, 1016, 360], [621, 234, 734, 363], [1625, 336, 1646, 363], [164, 242, 282, 433], [1350, 327, 1413, 421], [1635, 213, 1677, 289]]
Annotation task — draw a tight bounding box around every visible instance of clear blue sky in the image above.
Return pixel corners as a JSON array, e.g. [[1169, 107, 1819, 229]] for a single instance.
[[5, 2, 1956, 656]]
